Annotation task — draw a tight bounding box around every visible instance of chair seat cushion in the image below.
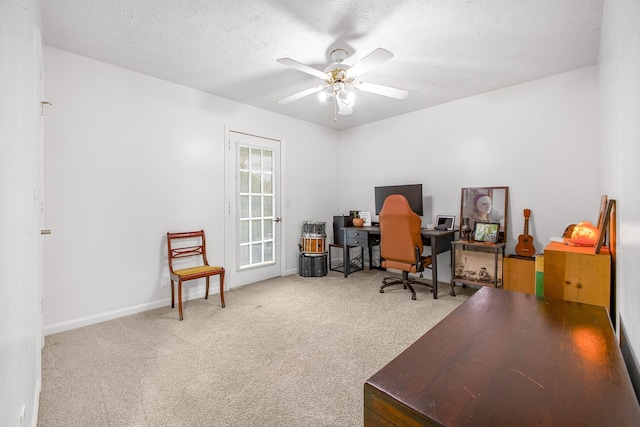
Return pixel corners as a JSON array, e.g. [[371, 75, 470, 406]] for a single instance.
[[382, 256, 432, 273], [173, 265, 223, 278]]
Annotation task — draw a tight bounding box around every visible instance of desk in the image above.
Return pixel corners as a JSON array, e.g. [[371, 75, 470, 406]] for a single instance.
[[364, 287, 640, 426], [342, 226, 457, 299]]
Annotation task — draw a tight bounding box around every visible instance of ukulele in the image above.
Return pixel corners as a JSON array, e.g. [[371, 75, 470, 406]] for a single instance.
[[515, 208, 536, 257]]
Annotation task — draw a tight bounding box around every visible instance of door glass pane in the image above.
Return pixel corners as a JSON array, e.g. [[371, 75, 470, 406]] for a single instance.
[[251, 172, 261, 193], [264, 241, 273, 262], [263, 151, 273, 172], [250, 148, 261, 170], [264, 195, 273, 217], [251, 195, 262, 217], [239, 171, 249, 193], [239, 245, 250, 266], [264, 219, 273, 240], [240, 195, 249, 218], [239, 146, 249, 169], [237, 144, 276, 268], [251, 243, 263, 263], [240, 220, 250, 244], [263, 173, 272, 193], [251, 219, 262, 243]]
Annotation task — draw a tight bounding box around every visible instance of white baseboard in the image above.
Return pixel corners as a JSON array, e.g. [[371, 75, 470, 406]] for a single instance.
[[44, 271, 302, 336], [44, 288, 215, 335], [285, 267, 298, 276]]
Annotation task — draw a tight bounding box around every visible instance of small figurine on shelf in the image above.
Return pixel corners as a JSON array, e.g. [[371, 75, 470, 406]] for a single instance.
[[461, 217, 471, 241]]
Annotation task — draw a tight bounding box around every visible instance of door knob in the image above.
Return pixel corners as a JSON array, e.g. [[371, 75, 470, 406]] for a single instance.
[[40, 230, 51, 235], [273, 217, 282, 223]]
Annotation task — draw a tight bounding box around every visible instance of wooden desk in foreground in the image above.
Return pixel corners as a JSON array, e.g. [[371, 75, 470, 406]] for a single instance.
[[364, 287, 640, 426]]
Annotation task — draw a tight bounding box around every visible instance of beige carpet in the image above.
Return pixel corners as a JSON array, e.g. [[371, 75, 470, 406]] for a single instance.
[[38, 269, 476, 427]]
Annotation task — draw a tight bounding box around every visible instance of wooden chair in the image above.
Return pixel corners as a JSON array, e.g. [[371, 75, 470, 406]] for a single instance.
[[166, 230, 225, 320], [379, 194, 432, 300]]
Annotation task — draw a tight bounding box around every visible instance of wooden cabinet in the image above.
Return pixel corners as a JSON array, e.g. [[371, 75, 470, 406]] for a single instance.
[[543, 242, 611, 311], [503, 255, 536, 295]]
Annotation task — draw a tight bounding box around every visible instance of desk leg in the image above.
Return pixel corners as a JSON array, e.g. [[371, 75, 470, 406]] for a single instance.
[[343, 229, 349, 278], [450, 243, 457, 297], [430, 237, 438, 299]]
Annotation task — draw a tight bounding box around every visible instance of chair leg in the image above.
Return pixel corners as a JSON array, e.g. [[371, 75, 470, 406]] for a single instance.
[[205, 276, 210, 300], [380, 277, 404, 292], [171, 280, 175, 308], [405, 281, 417, 300], [380, 271, 423, 300], [219, 270, 225, 308], [178, 280, 184, 321]]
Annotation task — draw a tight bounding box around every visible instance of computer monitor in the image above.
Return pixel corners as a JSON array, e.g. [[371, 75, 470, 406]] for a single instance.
[[374, 184, 423, 216]]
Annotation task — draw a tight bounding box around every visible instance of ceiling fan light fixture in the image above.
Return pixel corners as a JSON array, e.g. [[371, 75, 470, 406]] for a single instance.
[[276, 47, 407, 122], [337, 88, 354, 105], [318, 91, 333, 102]]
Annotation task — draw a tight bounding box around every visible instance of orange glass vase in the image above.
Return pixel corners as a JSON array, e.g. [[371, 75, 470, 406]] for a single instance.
[[352, 218, 365, 227]]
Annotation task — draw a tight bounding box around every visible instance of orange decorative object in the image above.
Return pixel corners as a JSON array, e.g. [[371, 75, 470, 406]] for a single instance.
[[352, 217, 365, 227], [571, 221, 599, 246]]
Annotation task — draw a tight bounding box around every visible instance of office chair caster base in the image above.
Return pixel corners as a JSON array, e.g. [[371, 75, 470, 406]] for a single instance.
[[405, 282, 417, 300]]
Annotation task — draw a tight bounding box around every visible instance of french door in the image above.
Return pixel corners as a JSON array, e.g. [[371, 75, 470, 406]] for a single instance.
[[225, 130, 282, 288]]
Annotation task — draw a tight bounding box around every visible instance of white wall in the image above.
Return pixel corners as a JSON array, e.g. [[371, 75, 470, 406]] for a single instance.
[[600, 0, 640, 369], [43, 47, 339, 333], [0, 1, 43, 426], [338, 66, 601, 281]]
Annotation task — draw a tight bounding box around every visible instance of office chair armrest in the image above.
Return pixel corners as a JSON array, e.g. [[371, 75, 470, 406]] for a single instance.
[[414, 246, 422, 269]]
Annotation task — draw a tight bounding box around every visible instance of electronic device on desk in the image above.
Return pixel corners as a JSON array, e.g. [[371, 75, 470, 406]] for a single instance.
[[434, 215, 455, 231], [374, 183, 423, 216]]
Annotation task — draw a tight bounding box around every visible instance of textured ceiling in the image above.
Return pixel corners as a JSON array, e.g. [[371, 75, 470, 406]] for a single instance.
[[40, 0, 604, 130]]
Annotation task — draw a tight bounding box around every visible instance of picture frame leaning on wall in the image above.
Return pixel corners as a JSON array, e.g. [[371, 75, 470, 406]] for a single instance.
[[473, 221, 501, 243], [460, 186, 509, 243]]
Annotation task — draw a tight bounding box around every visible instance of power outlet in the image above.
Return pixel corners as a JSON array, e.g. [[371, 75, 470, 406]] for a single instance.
[[161, 277, 171, 288]]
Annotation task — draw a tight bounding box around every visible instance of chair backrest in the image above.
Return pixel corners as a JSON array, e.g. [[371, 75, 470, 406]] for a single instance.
[[167, 230, 209, 273], [379, 194, 423, 265]]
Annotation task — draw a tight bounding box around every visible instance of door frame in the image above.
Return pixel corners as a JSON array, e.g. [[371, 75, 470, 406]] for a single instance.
[[224, 126, 285, 289]]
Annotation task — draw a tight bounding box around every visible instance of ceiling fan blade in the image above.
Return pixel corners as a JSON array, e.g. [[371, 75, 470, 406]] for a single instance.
[[346, 48, 394, 77], [354, 81, 409, 100], [336, 98, 353, 115], [277, 58, 329, 80], [277, 85, 328, 104]]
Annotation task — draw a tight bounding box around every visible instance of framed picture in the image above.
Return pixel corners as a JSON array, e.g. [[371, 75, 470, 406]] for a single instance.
[[359, 211, 372, 227], [460, 186, 509, 242], [473, 221, 500, 243], [453, 247, 503, 286], [435, 215, 455, 231], [595, 199, 615, 254], [596, 195, 608, 230]]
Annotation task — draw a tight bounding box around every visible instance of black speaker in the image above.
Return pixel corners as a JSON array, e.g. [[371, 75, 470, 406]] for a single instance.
[[333, 215, 353, 245]]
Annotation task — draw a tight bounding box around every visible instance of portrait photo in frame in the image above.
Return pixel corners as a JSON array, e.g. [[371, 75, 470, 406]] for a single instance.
[[460, 186, 509, 242], [473, 221, 500, 243]]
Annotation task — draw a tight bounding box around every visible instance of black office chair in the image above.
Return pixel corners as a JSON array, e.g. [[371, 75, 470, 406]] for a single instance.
[[379, 195, 432, 300]]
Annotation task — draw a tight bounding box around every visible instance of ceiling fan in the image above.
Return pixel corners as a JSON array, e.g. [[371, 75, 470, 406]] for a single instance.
[[276, 48, 409, 120]]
